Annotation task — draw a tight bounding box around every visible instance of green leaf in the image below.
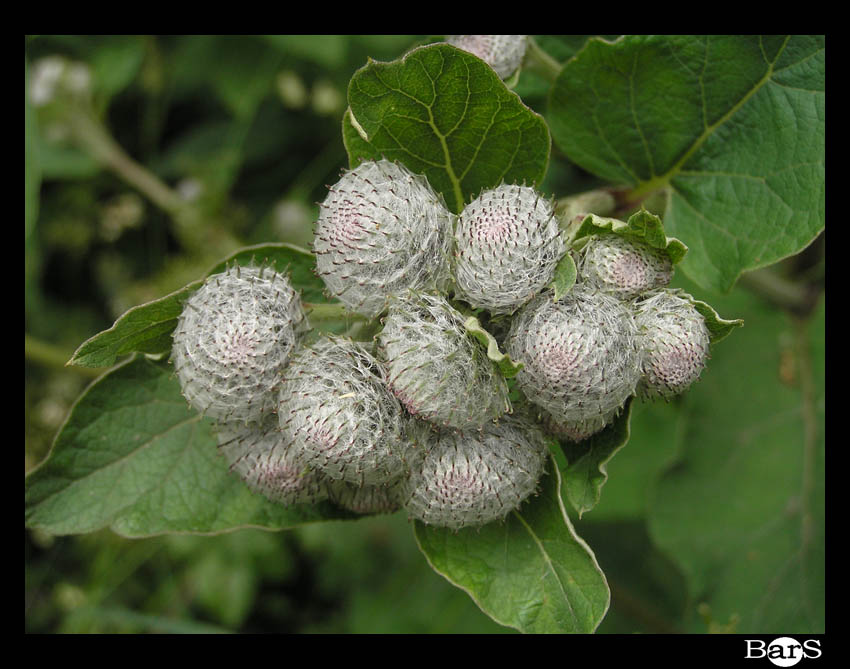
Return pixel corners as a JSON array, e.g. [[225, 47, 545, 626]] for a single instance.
[[558, 398, 634, 518], [550, 252, 577, 302], [647, 288, 824, 633], [68, 243, 325, 368], [567, 209, 688, 265], [25, 356, 352, 537], [206, 37, 283, 119], [548, 35, 824, 293], [689, 295, 744, 344], [260, 34, 348, 70], [89, 35, 145, 101], [413, 459, 610, 633], [463, 316, 523, 378], [343, 43, 551, 214]]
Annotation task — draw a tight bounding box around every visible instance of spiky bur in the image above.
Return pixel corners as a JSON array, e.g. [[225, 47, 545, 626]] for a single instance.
[[172, 265, 308, 424], [539, 407, 616, 443], [506, 285, 641, 424], [313, 159, 454, 319], [577, 234, 674, 299], [327, 478, 409, 515], [453, 184, 565, 315], [404, 414, 548, 530], [216, 418, 328, 505], [377, 291, 511, 430], [445, 35, 528, 79], [278, 335, 421, 486], [634, 290, 711, 400]]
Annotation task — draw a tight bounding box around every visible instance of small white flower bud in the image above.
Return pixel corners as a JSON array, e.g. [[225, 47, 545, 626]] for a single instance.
[[172, 265, 308, 424], [327, 478, 408, 515], [314, 160, 454, 318], [506, 285, 640, 423], [634, 290, 711, 400], [446, 35, 528, 79], [216, 419, 328, 506], [453, 184, 564, 315], [577, 234, 673, 298], [377, 291, 510, 430], [278, 336, 420, 486], [404, 414, 548, 530]]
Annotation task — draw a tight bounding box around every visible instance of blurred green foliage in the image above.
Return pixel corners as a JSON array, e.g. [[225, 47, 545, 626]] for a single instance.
[[26, 33, 516, 635], [25, 35, 823, 634]]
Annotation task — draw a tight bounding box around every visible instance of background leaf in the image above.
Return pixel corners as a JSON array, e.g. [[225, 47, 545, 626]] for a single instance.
[[647, 284, 824, 633], [558, 399, 634, 518], [413, 460, 610, 633], [25, 355, 352, 537], [68, 243, 326, 368], [343, 43, 551, 214], [548, 35, 824, 292]]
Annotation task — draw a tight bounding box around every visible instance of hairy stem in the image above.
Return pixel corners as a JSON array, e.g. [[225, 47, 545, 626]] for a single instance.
[[523, 37, 563, 83]]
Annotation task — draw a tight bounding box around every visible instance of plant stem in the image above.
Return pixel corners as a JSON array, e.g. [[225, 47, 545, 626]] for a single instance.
[[68, 111, 185, 215], [304, 302, 366, 323], [25, 334, 101, 377], [523, 37, 562, 83], [738, 267, 818, 316], [67, 108, 242, 261]]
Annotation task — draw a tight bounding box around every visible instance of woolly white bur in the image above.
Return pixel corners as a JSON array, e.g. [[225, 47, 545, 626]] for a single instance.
[[634, 290, 711, 400], [404, 414, 549, 530], [278, 336, 420, 486], [327, 478, 409, 516], [445, 35, 528, 79], [171, 265, 308, 424], [377, 292, 511, 430], [313, 160, 454, 319], [506, 285, 641, 428], [216, 419, 329, 506], [539, 407, 617, 444], [577, 233, 673, 299], [453, 184, 565, 315]]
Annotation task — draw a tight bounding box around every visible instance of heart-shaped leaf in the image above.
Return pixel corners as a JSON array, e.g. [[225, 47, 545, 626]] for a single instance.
[[343, 43, 551, 214], [548, 35, 824, 293]]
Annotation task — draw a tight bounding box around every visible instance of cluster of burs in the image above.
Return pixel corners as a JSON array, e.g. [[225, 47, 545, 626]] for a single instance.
[[172, 160, 711, 530]]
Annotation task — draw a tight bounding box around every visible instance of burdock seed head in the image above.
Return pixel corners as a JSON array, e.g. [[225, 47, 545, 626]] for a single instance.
[[577, 234, 673, 299], [216, 418, 329, 505], [506, 284, 641, 423], [445, 35, 528, 79], [377, 291, 511, 430], [327, 478, 409, 516], [278, 335, 421, 486], [453, 183, 564, 315], [539, 407, 617, 443], [404, 413, 549, 530], [313, 159, 454, 319], [634, 290, 711, 400], [171, 264, 308, 424]]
